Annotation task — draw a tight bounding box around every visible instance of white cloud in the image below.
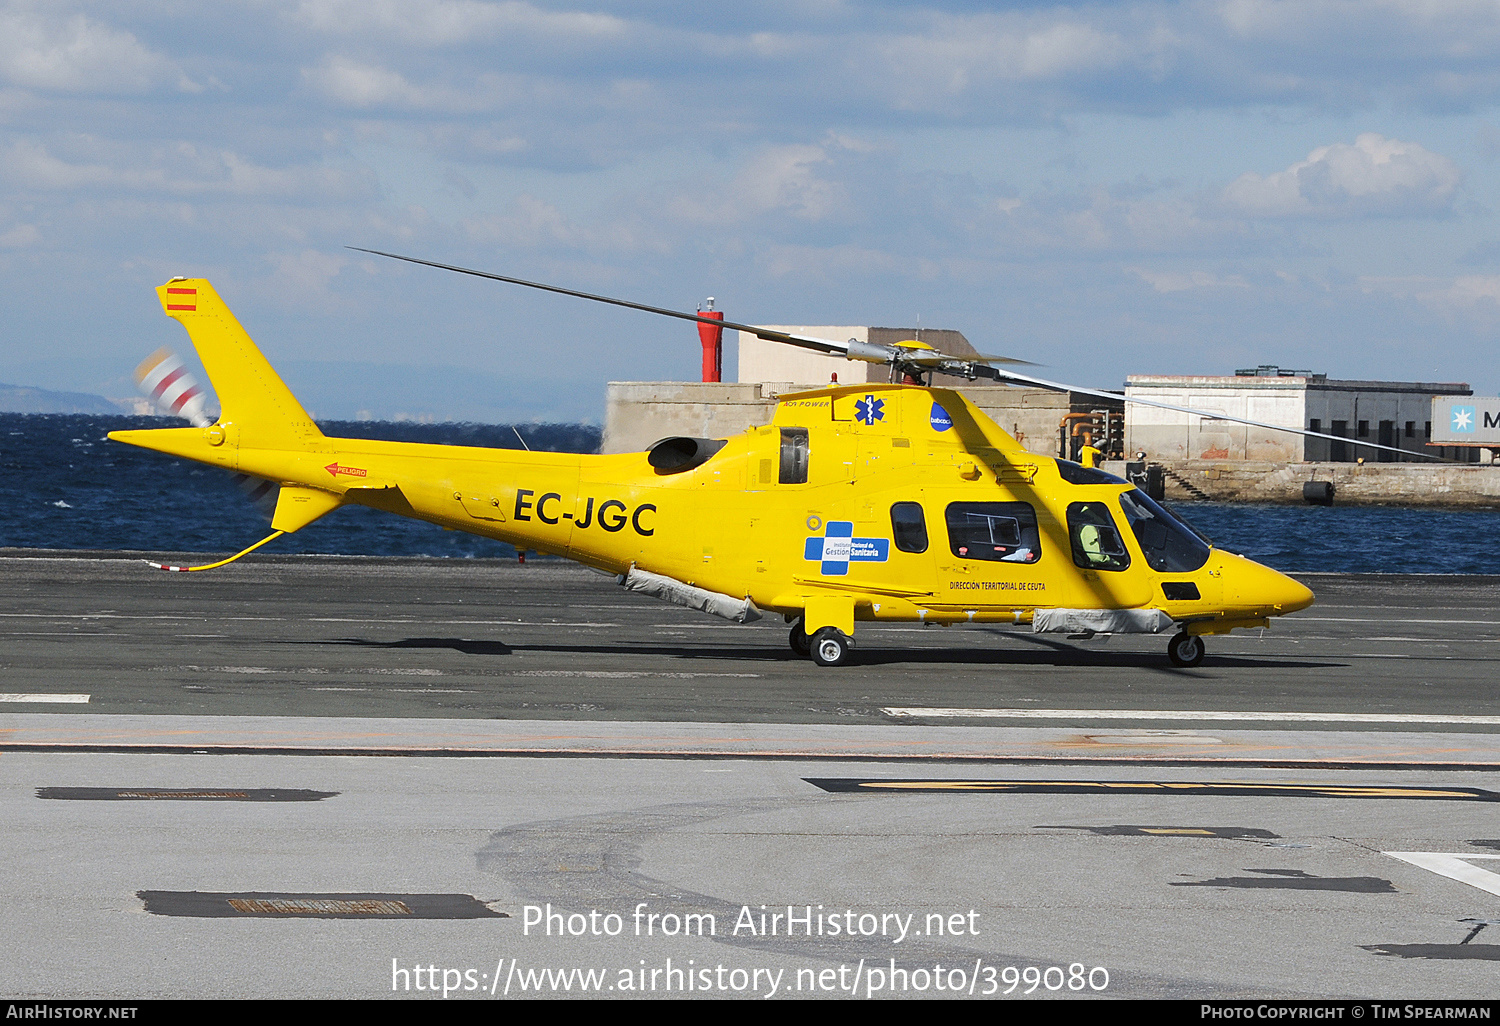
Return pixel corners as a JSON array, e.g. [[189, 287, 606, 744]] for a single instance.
[[0, 10, 179, 93], [462, 194, 655, 255], [303, 55, 562, 114], [1444, 275, 1500, 304], [259, 4, 1500, 159], [291, 0, 625, 47], [760, 243, 902, 282], [1405, 274, 1500, 313], [667, 144, 850, 226], [1219, 0, 1500, 49], [303, 56, 466, 110], [1002, 190, 1248, 256], [878, 16, 1132, 90], [1352, 273, 1500, 325], [864, 14, 1142, 114], [1130, 267, 1250, 293], [1222, 133, 1461, 218], [0, 138, 375, 200], [261, 248, 350, 311], [0, 222, 39, 247]]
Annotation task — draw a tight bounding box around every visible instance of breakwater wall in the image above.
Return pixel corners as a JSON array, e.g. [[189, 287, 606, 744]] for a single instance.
[[1142, 460, 1500, 507]]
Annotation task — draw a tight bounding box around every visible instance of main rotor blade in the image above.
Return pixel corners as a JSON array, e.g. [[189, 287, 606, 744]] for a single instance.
[[979, 365, 1453, 463], [348, 248, 1036, 371], [348, 247, 852, 356], [353, 247, 1417, 459]]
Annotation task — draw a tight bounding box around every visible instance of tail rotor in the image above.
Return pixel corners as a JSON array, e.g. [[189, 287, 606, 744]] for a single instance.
[[132, 346, 279, 520], [135, 348, 210, 428]]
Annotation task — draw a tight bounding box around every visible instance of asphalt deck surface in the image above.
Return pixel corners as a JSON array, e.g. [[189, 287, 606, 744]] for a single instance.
[[2, 552, 1497, 726], [5, 553, 1500, 1002]]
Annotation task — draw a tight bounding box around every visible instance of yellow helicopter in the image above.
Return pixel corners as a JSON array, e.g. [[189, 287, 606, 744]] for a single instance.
[[109, 255, 1325, 669]]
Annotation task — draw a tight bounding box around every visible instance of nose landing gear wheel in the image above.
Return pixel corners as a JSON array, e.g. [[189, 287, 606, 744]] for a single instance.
[[810, 627, 853, 667], [1168, 632, 1205, 668], [789, 621, 810, 657]]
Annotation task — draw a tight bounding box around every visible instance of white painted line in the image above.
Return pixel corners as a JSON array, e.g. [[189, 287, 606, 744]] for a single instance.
[[883, 707, 1500, 725], [512, 670, 761, 678], [0, 613, 288, 622], [0, 613, 623, 627], [0, 693, 90, 704], [1386, 853, 1500, 899], [1297, 617, 1500, 626], [308, 618, 620, 627]]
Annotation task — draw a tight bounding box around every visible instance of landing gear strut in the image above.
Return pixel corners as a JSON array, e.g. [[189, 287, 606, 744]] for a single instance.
[[1168, 632, 1205, 668]]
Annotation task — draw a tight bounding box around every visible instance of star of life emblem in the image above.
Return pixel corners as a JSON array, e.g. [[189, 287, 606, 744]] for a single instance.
[[854, 395, 885, 425]]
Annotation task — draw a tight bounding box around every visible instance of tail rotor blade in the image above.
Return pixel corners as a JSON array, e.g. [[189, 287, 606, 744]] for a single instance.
[[133, 346, 280, 519], [234, 473, 279, 522], [134, 347, 211, 428]]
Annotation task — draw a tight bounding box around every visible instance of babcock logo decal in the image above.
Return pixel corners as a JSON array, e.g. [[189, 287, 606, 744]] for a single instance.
[[930, 402, 953, 432], [854, 395, 885, 425], [804, 521, 891, 576]]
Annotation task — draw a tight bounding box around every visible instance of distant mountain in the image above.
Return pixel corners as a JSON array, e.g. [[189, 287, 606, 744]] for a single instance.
[[0, 384, 126, 415]]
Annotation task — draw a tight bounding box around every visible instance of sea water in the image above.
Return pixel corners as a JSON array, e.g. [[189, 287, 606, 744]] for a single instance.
[[4, 413, 1498, 574], [1, 413, 598, 559]]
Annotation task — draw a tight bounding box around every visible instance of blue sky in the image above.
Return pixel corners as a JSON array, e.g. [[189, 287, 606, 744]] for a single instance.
[[5, 0, 1500, 421]]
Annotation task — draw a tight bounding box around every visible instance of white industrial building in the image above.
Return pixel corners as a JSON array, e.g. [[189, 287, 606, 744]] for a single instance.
[[736, 325, 985, 391], [602, 325, 1124, 457], [1125, 367, 1474, 463]]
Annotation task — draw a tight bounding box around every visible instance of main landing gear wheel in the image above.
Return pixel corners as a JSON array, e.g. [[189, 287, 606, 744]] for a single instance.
[[1168, 632, 1205, 668], [810, 627, 853, 667], [789, 620, 811, 658]]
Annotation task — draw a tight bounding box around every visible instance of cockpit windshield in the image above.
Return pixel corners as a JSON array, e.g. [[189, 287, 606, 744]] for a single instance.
[[1116, 489, 1212, 573], [1054, 459, 1126, 485]]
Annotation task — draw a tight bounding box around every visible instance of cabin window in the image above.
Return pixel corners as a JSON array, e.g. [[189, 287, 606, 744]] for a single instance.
[[778, 428, 809, 484], [945, 502, 1040, 563], [890, 502, 928, 553], [1117, 489, 1211, 573], [1067, 502, 1130, 572]]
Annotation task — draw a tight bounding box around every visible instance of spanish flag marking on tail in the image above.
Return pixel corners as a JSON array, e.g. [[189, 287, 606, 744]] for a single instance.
[[164, 285, 198, 312]]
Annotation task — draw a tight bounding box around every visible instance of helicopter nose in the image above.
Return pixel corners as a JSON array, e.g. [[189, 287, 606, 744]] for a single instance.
[[1228, 558, 1314, 615]]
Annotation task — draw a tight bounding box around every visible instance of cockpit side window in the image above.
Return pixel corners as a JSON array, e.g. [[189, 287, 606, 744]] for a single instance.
[[778, 428, 809, 484], [1067, 501, 1130, 572], [1117, 489, 1212, 572], [945, 502, 1041, 563], [890, 502, 928, 553]]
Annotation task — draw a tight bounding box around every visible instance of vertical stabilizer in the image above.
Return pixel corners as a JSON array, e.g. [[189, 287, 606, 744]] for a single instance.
[[156, 278, 324, 448]]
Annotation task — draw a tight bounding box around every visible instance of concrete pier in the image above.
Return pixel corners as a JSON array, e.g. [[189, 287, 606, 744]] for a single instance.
[[1146, 459, 1500, 506]]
